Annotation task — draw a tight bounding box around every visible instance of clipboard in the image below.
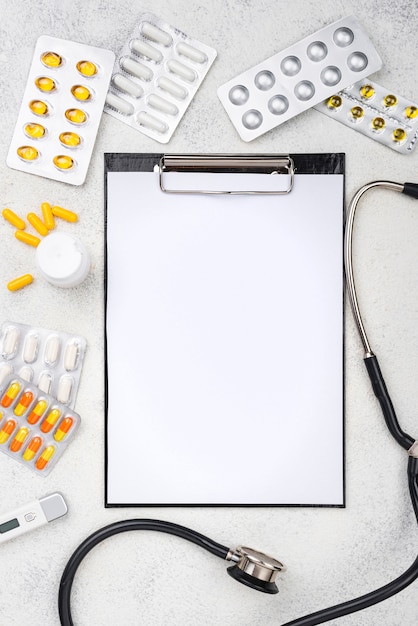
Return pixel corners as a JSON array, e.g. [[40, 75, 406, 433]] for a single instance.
[[104, 153, 345, 507]]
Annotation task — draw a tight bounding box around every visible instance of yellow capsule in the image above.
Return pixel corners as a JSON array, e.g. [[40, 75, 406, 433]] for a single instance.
[[59, 131, 81, 148], [17, 146, 39, 161], [327, 95, 342, 109], [405, 106, 418, 120], [15, 230, 40, 247], [360, 84, 374, 99], [7, 274, 33, 292], [372, 117, 385, 131], [350, 106, 364, 120], [1, 382, 20, 407], [71, 85, 92, 101], [41, 202, 55, 230], [41, 408, 61, 433], [392, 128, 407, 143], [53, 155, 75, 170], [23, 435, 42, 461], [50, 205, 78, 222], [27, 399, 48, 425], [24, 123, 46, 139], [29, 100, 49, 116], [54, 417, 74, 441], [35, 76, 56, 92], [383, 94, 397, 108], [27, 212, 49, 236], [2, 208, 26, 230], [41, 51, 62, 68], [76, 60, 97, 77], [65, 108, 87, 124], [0, 419, 16, 444], [10, 427, 29, 452], [35, 445, 55, 470]]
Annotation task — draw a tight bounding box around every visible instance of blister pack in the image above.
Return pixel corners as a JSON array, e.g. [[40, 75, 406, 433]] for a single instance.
[[314, 79, 418, 154], [0, 375, 80, 476], [217, 15, 382, 142], [0, 322, 86, 408], [6, 36, 115, 185], [104, 12, 217, 143]]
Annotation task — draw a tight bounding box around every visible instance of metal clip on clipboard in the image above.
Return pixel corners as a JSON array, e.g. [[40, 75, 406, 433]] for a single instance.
[[159, 154, 295, 195]]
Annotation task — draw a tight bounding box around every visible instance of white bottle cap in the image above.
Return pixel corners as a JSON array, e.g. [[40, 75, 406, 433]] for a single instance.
[[35, 233, 91, 288]]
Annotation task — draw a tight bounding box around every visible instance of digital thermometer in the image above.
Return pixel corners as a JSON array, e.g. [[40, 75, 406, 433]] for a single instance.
[[0, 493, 67, 544]]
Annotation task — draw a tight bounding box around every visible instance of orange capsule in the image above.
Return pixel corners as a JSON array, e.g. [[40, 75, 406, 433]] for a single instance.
[[10, 427, 29, 452], [1, 381, 21, 408], [14, 391, 34, 416], [40, 408, 61, 433], [27, 399, 48, 425], [0, 419, 16, 444], [22, 435, 42, 461], [54, 417, 74, 441], [35, 445, 55, 470]]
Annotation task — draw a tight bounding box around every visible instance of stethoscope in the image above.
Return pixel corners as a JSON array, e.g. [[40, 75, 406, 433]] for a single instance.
[[59, 181, 418, 626]]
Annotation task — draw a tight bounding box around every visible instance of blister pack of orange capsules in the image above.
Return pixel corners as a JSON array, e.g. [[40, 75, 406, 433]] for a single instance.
[[0, 375, 80, 476]]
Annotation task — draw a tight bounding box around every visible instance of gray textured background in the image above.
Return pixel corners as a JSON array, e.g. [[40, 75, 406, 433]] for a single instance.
[[0, 1, 417, 625]]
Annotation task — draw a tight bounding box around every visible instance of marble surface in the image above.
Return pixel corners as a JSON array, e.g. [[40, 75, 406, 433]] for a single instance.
[[0, 1, 417, 625]]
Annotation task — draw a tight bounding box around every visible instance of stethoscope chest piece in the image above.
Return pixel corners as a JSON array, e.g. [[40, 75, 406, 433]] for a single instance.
[[226, 546, 285, 594]]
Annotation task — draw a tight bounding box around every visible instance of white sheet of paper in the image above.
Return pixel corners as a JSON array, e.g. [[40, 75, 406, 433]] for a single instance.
[[106, 169, 344, 505]]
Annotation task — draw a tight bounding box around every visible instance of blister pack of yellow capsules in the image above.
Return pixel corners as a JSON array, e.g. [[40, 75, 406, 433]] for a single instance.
[[0, 375, 81, 476], [6, 36, 115, 185]]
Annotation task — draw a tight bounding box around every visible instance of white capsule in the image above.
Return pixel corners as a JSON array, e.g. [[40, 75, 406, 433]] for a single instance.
[[19, 365, 33, 382], [167, 59, 196, 83], [23, 333, 39, 363], [157, 76, 188, 99], [141, 21, 173, 46], [148, 94, 179, 116], [64, 341, 79, 371], [106, 92, 134, 116], [121, 57, 153, 81], [57, 374, 73, 404], [38, 370, 52, 394], [44, 335, 61, 365], [1, 326, 20, 359], [131, 39, 163, 62], [113, 74, 144, 98], [136, 111, 168, 133], [0, 363, 13, 385], [176, 42, 207, 64]]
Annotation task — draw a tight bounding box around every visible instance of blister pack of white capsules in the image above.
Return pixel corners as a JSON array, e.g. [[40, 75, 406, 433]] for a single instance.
[[314, 79, 418, 154], [0, 375, 80, 476], [0, 322, 86, 408], [217, 15, 382, 142], [104, 12, 217, 143], [6, 36, 115, 185]]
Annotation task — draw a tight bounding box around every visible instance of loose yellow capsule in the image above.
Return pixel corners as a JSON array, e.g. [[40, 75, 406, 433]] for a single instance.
[[71, 85, 92, 101], [15, 230, 40, 247], [41, 202, 55, 230], [405, 106, 418, 120], [372, 117, 385, 131], [327, 95, 342, 109], [53, 155, 75, 170], [17, 146, 39, 161], [65, 108, 87, 124], [76, 60, 97, 77], [51, 205, 78, 222], [350, 106, 364, 120], [59, 131, 81, 148], [27, 212, 49, 236], [24, 123, 46, 139], [29, 100, 49, 116], [360, 84, 374, 99], [2, 208, 26, 230], [35, 76, 56, 92], [383, 94, 397, 108], [7, 274, 33, 292], [41, 51, 62, 68], [392, 128, 407, 143]]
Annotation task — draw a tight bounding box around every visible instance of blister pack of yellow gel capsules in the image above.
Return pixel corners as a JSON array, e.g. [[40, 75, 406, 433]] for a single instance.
[[0, 374, 80, 476], [0, 322, 86, 408], [104, 12, 217, 143], [6, 36, 115, 185], [314, 79, 418, 154]]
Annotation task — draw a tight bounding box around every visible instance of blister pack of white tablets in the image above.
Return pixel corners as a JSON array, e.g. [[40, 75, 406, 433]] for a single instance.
[[217, 15, 382, 142], [0, 322, 86, 408], [314, 79, 418, 154], [0, 374, 81, 476], [6, 36, 115, 185], [104, 12, 217, 143]]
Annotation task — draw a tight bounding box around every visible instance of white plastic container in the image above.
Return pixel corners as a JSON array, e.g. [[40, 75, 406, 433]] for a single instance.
[[36, 232, 90, 288]]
